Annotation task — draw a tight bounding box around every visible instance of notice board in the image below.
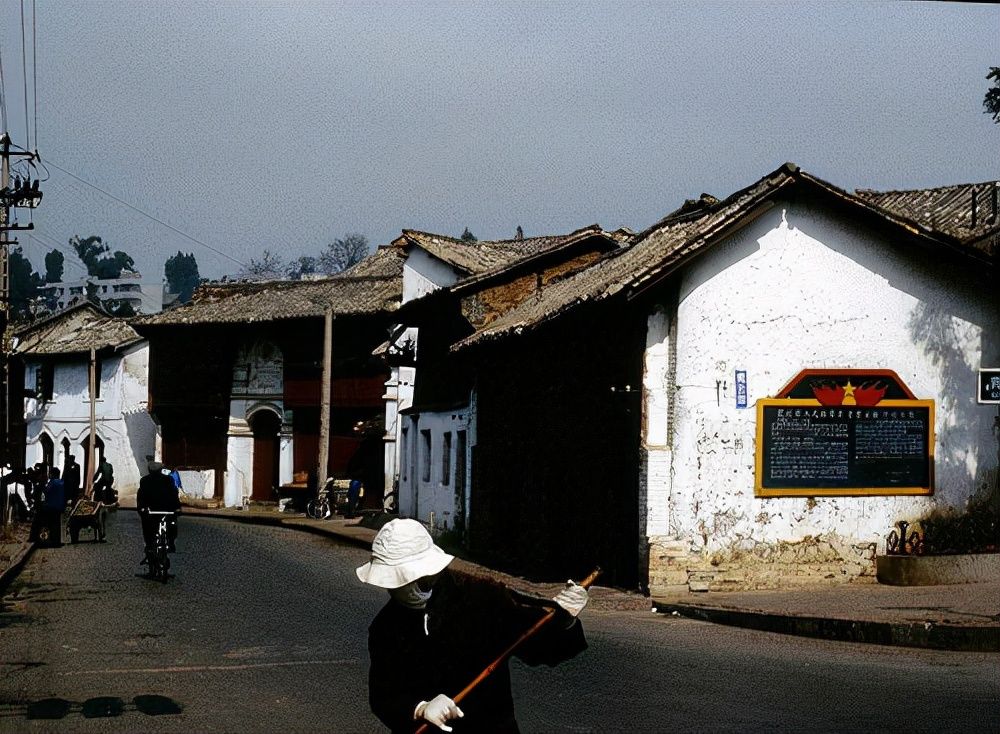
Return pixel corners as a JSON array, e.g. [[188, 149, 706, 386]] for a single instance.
[[754, 370, 934, 497]]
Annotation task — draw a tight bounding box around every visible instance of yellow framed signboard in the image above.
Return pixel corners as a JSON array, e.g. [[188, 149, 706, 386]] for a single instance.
[[754, 371, 935, 497]]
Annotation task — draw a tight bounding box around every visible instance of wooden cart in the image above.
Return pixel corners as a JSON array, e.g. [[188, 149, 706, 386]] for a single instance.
[[67, 499, 107, 543]]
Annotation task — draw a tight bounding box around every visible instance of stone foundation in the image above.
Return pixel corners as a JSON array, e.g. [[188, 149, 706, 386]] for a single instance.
[[648, 533, 878, 594]]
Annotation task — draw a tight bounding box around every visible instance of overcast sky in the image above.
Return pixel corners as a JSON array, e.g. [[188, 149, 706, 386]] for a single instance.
[[1, 1, 996, 284]]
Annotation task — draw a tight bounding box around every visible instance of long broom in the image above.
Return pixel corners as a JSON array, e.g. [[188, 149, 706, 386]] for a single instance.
[[414, 567, 602, 734]]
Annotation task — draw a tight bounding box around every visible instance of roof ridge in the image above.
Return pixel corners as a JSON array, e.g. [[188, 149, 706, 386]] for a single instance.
[[856, 180, 1000, 197]]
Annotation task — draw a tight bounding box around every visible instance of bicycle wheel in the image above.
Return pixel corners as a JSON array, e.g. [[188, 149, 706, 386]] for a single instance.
[[306, 500, 319, 519]]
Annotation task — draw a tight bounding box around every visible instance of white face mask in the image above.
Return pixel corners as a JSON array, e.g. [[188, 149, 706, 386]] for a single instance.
[[389, 580, 433, 609]]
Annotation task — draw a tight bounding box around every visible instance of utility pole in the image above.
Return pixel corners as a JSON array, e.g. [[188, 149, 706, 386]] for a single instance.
[[0, 133, 43, 474], [317, 308, 333, 489]]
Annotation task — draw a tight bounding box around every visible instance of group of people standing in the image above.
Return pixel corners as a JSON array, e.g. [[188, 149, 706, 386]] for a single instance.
[[0, 454, 117, 547]]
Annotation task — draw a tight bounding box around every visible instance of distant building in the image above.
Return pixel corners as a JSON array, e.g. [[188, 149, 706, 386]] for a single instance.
[[13, 302, 155, 499], [38, 270, 163, 314]]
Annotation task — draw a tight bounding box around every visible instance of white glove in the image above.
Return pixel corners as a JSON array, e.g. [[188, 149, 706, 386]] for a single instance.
[[414, 694, 464, 732], [553, 580, 589, 617]]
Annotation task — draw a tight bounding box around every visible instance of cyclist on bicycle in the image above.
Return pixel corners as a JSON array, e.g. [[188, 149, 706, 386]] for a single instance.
[[137, 459, 181, 563]]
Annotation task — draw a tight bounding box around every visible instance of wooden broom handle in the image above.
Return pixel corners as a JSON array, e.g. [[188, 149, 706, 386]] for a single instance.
[[414, 567, 601, 734]]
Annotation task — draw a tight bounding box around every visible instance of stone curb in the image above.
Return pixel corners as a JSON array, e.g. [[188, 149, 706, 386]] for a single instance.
[[0, 540, 35, 594], [129, 506, 376, 549], [654, 603, 1000, 653]]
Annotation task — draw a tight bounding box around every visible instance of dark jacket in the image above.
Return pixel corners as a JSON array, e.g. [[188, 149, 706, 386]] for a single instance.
[[42, 478, 65, 511], [136, 471, 181, 512], [368, 572, 586, 733], [63, 461, 81, 497]]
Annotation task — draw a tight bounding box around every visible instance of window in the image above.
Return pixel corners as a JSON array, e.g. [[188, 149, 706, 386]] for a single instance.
[[441, 432, 452, 486], [36, 363, 54, 401], [420, 429, 431, 483]]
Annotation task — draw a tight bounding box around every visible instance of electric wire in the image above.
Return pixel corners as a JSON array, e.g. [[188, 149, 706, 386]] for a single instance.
[[43, 158, 247, 268], [0, 32, 8, 132], [20, 0, 29, 150], [23, 230, 165, 313], [31, 0, 36, 151]]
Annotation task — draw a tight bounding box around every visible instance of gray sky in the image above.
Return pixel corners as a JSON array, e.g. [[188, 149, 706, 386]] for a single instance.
[[1, 1, 997, 283]]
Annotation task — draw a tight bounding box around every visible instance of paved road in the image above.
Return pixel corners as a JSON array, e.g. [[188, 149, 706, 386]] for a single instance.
[[1, 513, 997, 733]]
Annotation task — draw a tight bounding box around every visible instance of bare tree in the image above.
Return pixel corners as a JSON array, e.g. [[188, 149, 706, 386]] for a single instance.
[[318, 233, 369, 275], [239, 249, 286, 281]]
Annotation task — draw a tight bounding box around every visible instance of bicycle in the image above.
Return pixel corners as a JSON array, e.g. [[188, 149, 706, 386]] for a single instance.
[[305, 479, 333, 519], [143, 510, 177, 582]]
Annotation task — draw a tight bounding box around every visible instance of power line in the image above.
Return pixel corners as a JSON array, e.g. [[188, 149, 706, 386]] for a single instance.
[[19, 0, 29, 149], [43, 158, 248, 268], [22, 231, 165, 313], [31, 0, 36, 150], [22, 230, 88, 274], [0, 32, 8, 131]]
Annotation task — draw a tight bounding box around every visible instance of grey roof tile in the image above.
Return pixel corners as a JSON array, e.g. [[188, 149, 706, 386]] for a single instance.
[[135, 246, 405, 326], [15, 303, 143, 356]]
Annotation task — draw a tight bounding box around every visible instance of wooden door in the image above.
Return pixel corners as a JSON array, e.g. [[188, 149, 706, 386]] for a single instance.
[[250, 411, 281, 502]]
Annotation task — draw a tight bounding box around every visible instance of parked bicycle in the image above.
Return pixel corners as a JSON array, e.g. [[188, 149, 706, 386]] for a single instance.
[[143, 510, 177, 582], [306, 478, 334, 519]]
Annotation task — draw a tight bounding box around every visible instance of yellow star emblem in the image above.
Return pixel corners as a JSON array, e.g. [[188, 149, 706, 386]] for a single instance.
[[842, 380, 856, 405]]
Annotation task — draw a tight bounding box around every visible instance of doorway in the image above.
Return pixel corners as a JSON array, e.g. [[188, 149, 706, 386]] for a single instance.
[[249, 410, 281, 502], [39, 433, 54, 470]]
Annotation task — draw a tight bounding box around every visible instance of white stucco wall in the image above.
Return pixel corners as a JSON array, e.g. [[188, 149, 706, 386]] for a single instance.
[[397, 408, 473, 533], [383, 365, 415, 504], [658, 201, 998, 557], [402, 248, 462, 303], [23, 342, 155, 498]]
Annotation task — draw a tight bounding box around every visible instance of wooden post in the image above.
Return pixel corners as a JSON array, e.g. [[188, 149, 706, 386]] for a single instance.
[[317, 309, 333, 488], [84, 348, 96, 499]]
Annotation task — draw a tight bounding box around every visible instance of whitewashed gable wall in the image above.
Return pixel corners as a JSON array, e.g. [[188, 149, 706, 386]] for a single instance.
[[651, 201, 997, 565]]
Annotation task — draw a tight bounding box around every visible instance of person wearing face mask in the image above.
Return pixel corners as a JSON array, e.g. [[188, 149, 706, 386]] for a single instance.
[[357, 518, 589, 733]]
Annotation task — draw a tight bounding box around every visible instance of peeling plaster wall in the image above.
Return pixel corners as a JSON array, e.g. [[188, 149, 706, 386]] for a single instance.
[[641, 307, 673, 542], [650, 201, 997, 590], [23, 343, 154, 497]]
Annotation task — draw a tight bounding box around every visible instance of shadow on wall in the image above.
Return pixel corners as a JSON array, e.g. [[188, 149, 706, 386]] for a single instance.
[[908, 301, 998, 506], [125, 412, 158, 489]]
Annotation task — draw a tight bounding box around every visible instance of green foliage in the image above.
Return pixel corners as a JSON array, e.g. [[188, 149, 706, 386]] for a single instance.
[[286, 255, 318, 280], [106, 300, 137, 317], [917, 482, 999, 555], [44, 250, 64, 283], [164, 251, 201, 302], [8, 246, 43, 317], [985, 67, 1000, 123], [460, 227, 477, 243], [69, 235, 136, 279]]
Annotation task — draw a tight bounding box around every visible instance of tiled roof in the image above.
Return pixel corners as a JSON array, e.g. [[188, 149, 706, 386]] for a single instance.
[[855, 181, 999, 255], [135, 246, 405, 326], [396, 225, 620, 276], [14, 302, 143, 356], [455, 164, 997, 351]]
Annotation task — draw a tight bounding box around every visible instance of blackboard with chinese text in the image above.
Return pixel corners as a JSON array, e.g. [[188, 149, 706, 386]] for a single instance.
[[755, 399, 934, 496]]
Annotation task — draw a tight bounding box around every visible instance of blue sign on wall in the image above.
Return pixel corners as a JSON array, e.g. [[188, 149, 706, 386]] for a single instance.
[[735, 370, 747, 409]]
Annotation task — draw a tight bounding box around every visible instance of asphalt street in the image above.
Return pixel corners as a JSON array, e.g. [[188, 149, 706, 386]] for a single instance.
[[0, 513, 997, 733]]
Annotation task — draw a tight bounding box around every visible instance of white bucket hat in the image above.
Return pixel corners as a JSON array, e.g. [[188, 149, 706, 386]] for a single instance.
[[355, 519, 454, 589]]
